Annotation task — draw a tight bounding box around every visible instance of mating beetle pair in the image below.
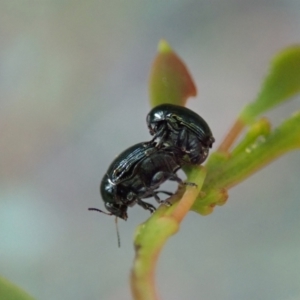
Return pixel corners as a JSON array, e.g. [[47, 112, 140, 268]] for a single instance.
[[89, 104, 214, 220]]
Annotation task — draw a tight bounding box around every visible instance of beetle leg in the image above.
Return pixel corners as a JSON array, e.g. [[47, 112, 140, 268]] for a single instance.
[[184, 181, 197, 187], [177, 127, 189, 152], [167, 173, 184, 184], [166, 121, 179, 133], [155, 129, 169, 147], [155, 190, 173, 196], [137, 199, 156, 214], [152, 191, 172, 207], [151, 171, 184, 186], [149, 124, 168, 146], [151, 171, 185, 190], [168, 173, 197, 187]]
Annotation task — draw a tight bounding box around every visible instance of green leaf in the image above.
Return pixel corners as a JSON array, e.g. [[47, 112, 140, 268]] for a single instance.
[[0, 276, 36, 300], [149, 39, 197, 107], [240, 45, 300, 124], [192, 111, 300, 214]]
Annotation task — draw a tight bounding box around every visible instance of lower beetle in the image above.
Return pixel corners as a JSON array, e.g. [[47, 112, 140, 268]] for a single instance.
[[146, 104, 215, 164], [89, 142, 195, 220]]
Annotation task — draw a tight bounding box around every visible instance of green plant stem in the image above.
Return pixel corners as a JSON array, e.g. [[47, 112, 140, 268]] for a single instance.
[[131, 167, 206, 300]]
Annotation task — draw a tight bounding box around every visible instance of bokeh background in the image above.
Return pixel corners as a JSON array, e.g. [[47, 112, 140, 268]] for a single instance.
[[1, 1, 300, 300]]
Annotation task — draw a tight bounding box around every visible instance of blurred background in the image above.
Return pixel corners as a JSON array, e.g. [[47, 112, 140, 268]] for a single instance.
[[0, 1, 300, 299]]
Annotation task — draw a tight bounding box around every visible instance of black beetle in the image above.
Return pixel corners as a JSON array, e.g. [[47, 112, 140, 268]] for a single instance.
[[89, 142, 194, 220], [146, 104, 215, 165]]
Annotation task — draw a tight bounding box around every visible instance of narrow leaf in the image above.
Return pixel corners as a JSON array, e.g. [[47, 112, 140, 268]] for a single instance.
[[0, 276, 36, 300], [241, 45, 300, 123]]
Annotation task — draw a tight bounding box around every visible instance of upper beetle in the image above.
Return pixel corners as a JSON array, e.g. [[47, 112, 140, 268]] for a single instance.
[[146, 104, 215, 165]]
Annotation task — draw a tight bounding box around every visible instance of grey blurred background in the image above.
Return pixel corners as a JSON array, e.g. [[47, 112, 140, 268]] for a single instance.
[[0, 1, 300, 300]]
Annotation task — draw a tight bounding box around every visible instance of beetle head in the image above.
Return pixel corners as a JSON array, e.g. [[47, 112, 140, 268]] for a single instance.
[[100, 174, 128, 220], [104, 202, 128, 220], [146, 109, 166, 135]]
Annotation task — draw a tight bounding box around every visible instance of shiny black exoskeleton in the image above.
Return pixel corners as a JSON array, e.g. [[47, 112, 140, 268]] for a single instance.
[[146, 104, 215, 165], [93, 142, 193, 220]]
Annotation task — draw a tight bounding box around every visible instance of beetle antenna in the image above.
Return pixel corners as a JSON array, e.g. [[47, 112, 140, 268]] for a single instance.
[[88, 207, 112, 216], [115, 217, 121, 248], [88, 208, 121, 247]]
